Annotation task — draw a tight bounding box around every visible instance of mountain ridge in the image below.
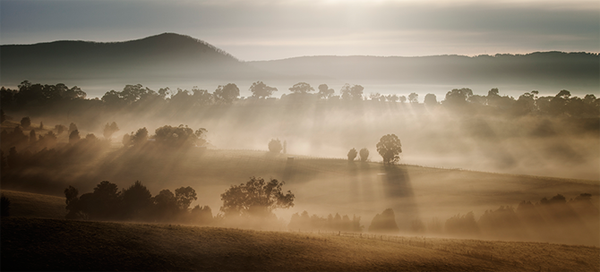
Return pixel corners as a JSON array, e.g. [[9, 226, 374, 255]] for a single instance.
[[1, 33, 598, 93]]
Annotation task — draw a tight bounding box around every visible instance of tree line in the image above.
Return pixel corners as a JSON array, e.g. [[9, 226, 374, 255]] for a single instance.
[[403, 193, 598, 245], [63, 176, 294, 226], [2, 81, 598, 119]]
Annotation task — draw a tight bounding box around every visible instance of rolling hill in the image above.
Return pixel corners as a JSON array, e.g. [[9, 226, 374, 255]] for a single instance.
[[1, 33, 598, 95], [0, 33, 263, 87], [1, 217, 598, 271], [248, 53, 600, 91]]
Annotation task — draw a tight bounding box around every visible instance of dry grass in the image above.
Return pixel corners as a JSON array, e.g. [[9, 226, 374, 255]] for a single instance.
[[0, 190, 66, 219], [2, 217, 598, 271]]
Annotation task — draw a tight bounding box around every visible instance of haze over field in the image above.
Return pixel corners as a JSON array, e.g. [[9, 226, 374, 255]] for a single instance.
[[1, 0, 599, 270]]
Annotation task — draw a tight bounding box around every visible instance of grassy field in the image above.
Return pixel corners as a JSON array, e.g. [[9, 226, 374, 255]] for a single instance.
[[2, 155, 599, 271], [2, 217, 599, 271], [3, 148, 599, 245], [1, 190, 66, 219]]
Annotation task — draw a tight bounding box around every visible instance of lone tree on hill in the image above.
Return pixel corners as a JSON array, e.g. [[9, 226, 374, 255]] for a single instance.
[[347, 148, 357, 161], [376, 134, 402, 165], [220, 177, 294, 217], [268, 139, 283, 153], [359, 148, 369, 162]]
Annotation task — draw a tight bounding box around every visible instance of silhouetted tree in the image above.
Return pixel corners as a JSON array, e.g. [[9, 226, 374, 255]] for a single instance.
[[0, 109, 5, 123], [103, 122, 119, 139], [191, 205, 213, 224], [154, 125, 207, 148], [408, 93, 418, 103], [55, 124, 66, 135], [385, 94, 398, 102], [64, 186, 81, 219], [191, 87, 213, 106], [20, 117, 31, 128], [220, 177, 294, 217], [317, 84, 335, 99], [268, 139, 283, 153], [68, 130, 80, 144], [214, 83, 240, 104], [340, 84, 364, 100], [175, 186, 197, 210], [131, 127, 148, 146], [369, 208, 399, 233], [444, 88, 473, 107], [68, 123, 78, 133], [347, 148, 357, 161], [87, 181, 121, 220], [153, 189, 179, 221], [122, 181, 153, 219], [376, 134, 402, 165], [39, 122, 43, 129], [359, 148, 369, 162], [1, 194, 10, 217], [289, 82, 314, 94], [399, 95, 407, 103], [445, 211, 479, 235], [249, 81, 278, 99], [424, 93, 437, 107]]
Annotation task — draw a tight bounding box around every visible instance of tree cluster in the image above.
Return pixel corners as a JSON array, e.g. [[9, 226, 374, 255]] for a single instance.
[[440, 193, 598, 243], [288, 211, 363, 232], [220, 177, 294, 218], [64, 181, 212, 224]]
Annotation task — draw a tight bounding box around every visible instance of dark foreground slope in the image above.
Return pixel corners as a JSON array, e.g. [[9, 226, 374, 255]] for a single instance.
[[2, 217, 599, 271]]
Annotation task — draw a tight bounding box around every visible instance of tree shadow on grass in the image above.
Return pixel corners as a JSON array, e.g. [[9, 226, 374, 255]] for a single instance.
[[379, 164, 420, 231]]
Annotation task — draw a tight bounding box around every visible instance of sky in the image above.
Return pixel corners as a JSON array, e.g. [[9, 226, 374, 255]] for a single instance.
[[1, 0, 598, 61]]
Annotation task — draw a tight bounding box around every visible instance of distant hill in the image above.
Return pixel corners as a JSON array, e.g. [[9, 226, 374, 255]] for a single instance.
[[1, 33, 598, 93], [0, 33, 264, 87], [248, 52, 599, 91]]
